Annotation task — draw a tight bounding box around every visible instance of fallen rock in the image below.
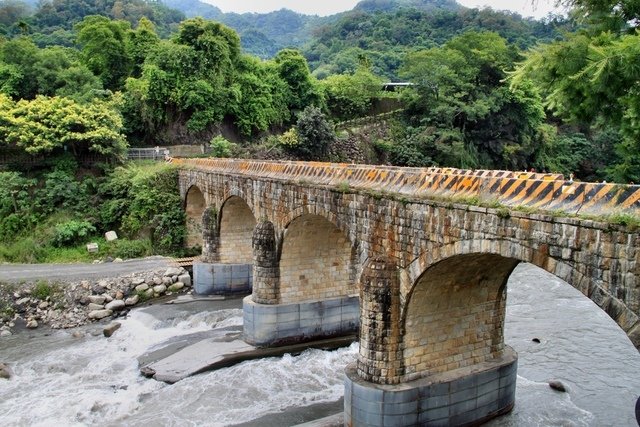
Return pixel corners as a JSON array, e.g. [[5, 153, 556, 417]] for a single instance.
[[0, 363, 13, 380], [549, 380, 567, 392], [88, 295, 106, 305], [168, 282, 184, 292], [105, 300, 126, 311], [153, 285, 167, 294], [88, 303, 104, 311], [164, 267, 182, 277], [135, 283, 149, 293], [124, 295, 139, 306], [103, 322, 121, 338], [178, 274, 191, 287], [26, 320, 38, 329], [88, 309, 113, 320]]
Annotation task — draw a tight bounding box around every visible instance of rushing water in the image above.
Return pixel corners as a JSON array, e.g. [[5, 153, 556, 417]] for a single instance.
[[1, 263, 639, 426]]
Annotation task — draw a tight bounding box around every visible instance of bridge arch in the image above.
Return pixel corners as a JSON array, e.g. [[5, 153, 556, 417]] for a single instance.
[[218, 195, 257, 264], [278, 212, 357, 304], [400, 239, 639, 383], [184, 185, 206, 248]]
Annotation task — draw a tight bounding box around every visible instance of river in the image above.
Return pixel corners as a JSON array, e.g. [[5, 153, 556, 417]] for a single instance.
[[0, 263, 639, 426]]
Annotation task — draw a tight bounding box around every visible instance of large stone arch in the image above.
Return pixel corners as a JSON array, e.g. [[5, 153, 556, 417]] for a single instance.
[[184, 185, 206, 248], [401, 238, 640, 370], [218, 196, 257, 264], [278, 212, 357, 304]]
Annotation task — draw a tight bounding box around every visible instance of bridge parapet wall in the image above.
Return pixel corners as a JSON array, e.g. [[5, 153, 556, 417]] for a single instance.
[[174, 158, 640, 216]]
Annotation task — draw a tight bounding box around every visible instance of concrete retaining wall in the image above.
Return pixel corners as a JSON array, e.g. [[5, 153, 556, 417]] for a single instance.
[[242, 295, 359, 347], [344, 346, 518, 426], [193, 262, 252, 295]]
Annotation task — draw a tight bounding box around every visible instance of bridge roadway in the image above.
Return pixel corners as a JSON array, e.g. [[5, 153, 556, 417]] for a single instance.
[[174, 158, 640, 427]]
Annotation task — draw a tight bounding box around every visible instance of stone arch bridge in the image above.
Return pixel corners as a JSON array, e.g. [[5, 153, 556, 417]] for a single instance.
[[175, 158, 640, 427]]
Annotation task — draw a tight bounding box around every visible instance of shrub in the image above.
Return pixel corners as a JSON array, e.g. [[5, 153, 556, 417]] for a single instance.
[[33, 280, 53, 300], [209, 136, 236, 158], [51, 220, 96, 247], [112, 238, 152, 259]]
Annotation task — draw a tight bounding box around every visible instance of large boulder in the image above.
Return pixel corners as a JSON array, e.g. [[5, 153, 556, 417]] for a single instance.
[[103, 322, 121, 338]]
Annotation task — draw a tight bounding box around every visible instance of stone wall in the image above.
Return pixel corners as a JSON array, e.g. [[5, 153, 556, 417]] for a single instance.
[[218, 196, 256, 264], [184, 185, 206, 248], [279, 214, 356, 304]]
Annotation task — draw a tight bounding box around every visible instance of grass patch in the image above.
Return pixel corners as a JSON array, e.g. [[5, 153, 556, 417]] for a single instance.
[[33, 280, 55, 300], [336, 181, 351, 193], [608, 212, 640, 230]]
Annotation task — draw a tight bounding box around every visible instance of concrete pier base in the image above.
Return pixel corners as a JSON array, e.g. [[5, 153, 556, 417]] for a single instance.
[[193, 262, 252, 295], [344, 346, 517, 426], [243, 295, 359, 347]]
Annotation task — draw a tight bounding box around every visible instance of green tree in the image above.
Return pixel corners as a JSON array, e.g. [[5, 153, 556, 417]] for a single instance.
[[0, 94, 127, 159], [321, 66, 383, 121], [274, 48, 323, 112], [399, 31, 545, 169], [75, 15, 132, 91], [293, 105, 334, 160]]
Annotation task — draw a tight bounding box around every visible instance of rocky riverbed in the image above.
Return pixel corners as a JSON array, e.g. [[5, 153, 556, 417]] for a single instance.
[[0, 266, 191, 337]]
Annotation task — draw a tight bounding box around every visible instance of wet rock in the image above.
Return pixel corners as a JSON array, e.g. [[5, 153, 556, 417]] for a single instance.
[[532, 338, 541, 343], [88, 303, 104, 311], [0, 363, 13, 380], [103, 322, 121, 337], [168, 282, 184, 292], [178, 274, 191, 287], [88, 295, 106, 305], [164, 267, 182, 277], [72, 331, 84, 339], [135, 283, 149, 293], [0, 330, 11, 337], [549, 380, 567, 392], [125, 295, 139, 306], [153, 285, 167, 294], [105, 300, 125, 311], [26, 320, 38, 329], [88, 309, 113, 320]]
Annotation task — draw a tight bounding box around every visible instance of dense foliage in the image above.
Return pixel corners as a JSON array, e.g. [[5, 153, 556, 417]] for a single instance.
[[0, 159, 187, 262]]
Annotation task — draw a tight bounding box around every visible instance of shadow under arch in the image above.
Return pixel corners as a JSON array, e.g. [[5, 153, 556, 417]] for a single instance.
[[218, 195, 257, 264], [184, 185, 206, 248], [278, 212, 358, 304]]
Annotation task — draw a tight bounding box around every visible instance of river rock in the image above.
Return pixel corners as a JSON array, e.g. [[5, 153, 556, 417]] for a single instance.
[[72, 331, 84, 339], [115, 290, 124, 300], [26, 320, 38, 329], [178, 274, 191, 287], [135, 283, 149, 292], [549, 380, 567, 392], [152, 277, 162, 285], [88, 303, 104, 311], [103, 322, 121, 338], [168, 282, 184, 292], [144, 289, 154, 299], [162, 276, 173, 286], [0, 330, 11, 337], [132, 278, 145, 286], [0, 363, 13, 380], [164, 267, 182, 277], [153, 285, 167, 294], [125, 295, 139, 306], [16, 297, 30, 306], [88, 309, 113, 320], [88, 295, 106, 305], [105, 300, 125, 311], [38, 301, 49, 310]]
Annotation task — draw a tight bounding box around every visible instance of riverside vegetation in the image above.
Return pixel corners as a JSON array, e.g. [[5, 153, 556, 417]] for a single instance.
[[0, 0, 639, 263]]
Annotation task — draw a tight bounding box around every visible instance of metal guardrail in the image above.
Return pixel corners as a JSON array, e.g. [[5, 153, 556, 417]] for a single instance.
[[128, 147, 170, 161]]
